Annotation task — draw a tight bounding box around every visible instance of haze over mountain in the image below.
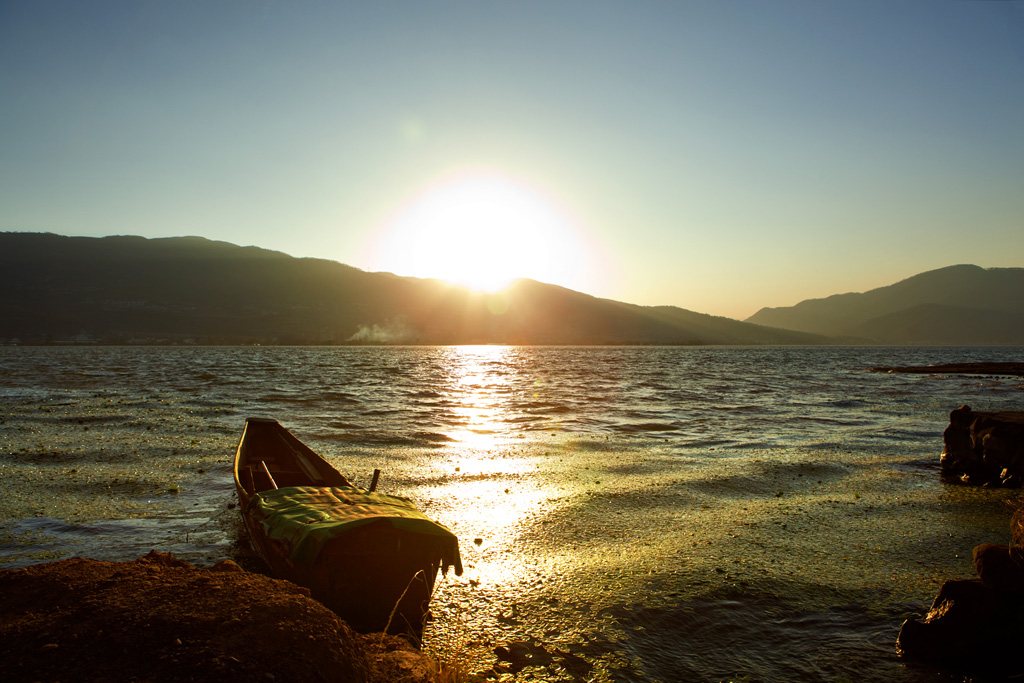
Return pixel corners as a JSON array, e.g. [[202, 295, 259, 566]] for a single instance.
[[0, 233, 824, 346], [746, 265, 1024, 345]]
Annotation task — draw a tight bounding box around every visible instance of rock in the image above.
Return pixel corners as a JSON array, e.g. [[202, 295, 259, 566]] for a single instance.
[[974, 543, 1024, 594], [940, 405, 1024, 487], [898, 547, 1024, 677], [140, 548, 192, 568], [211, 559, 243, 573], [897, 579, 1015, 660]]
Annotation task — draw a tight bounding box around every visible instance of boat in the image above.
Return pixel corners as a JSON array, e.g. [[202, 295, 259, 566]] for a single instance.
[[233, 417, 462, 635]]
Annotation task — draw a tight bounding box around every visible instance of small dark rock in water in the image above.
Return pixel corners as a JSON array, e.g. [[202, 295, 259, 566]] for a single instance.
[[940, 405, 1024, 487]]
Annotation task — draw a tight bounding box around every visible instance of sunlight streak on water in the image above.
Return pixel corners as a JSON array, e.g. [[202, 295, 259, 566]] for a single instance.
[[444, 345, 515, 449]]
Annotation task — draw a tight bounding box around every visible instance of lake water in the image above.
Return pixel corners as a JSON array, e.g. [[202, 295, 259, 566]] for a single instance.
[[2, 345, 1023, 682]]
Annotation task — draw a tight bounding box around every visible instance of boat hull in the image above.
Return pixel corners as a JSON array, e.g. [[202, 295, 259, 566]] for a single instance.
[[233, 418, 460, 635]]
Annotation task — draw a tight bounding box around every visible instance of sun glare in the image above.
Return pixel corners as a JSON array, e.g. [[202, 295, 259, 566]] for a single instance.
[[365, 170, 597, 293]]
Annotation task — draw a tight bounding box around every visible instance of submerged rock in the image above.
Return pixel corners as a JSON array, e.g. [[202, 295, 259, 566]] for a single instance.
[[940, 405, 1024, 487]]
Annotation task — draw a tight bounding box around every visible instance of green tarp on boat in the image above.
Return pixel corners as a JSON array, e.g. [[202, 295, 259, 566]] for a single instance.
[[249, 486, 462, 574]]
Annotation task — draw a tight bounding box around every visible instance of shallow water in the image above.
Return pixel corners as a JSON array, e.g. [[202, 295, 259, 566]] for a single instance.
[[1, 345, 1023, 681]]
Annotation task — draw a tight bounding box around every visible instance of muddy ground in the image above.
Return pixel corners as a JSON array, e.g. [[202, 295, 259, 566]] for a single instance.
[[0, 550, 435, 683]]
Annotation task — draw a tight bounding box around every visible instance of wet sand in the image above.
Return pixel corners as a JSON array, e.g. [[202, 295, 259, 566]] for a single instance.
[[418, 442, 1019, 680]]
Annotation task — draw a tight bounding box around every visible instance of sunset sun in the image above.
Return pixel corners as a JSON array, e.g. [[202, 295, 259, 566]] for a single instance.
[[365, 170, 597, 293]]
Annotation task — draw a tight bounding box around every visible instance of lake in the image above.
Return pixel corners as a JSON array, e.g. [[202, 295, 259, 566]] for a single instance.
[[1, 345, 1022, 681]]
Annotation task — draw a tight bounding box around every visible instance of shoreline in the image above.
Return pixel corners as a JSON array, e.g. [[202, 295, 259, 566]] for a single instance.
[[4, 345, 1024, 680], [0, 550, 437, 683]]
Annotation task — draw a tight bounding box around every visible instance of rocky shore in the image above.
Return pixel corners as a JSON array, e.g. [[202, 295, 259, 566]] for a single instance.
[[940, 405, 1024, 487], [0, 551, 437, 683], [897, 542, 1024, 678]]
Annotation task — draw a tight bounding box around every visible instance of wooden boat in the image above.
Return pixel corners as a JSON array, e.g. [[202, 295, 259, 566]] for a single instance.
[[233, 417, 462, 635]]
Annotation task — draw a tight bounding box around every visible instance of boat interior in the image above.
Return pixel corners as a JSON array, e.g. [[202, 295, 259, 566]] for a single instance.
[[237, 418, 350, 496]]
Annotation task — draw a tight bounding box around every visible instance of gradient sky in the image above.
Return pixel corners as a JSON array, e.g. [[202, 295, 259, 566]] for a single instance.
[[3, 1, 1023, 320]]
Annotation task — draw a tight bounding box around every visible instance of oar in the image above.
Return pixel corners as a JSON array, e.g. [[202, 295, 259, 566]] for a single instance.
[[259, 461, 278, 490]]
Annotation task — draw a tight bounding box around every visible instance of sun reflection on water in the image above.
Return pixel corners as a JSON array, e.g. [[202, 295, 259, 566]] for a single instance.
[[442, 345, 515, 450], [426, 346, 565, 587]]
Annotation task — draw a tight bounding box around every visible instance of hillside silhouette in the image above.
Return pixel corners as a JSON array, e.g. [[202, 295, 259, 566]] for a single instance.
[[746, 264, 1024, 344], [0, 233, 824, 346]]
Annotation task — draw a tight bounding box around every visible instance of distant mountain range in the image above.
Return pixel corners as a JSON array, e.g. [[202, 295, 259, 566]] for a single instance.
[[0, 233, 824, 345], [3, 233, 1020, 345], [746, 264, 1024, 345]]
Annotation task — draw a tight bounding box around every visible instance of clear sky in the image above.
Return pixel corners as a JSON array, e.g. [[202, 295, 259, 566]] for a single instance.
[[2, 1, 1023, 320]]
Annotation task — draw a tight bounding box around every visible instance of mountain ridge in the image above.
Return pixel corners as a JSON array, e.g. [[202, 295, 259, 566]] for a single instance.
[[745, 264, 1024, 344], [6, 233, 1020, 345], [0, 232, 826, 346]]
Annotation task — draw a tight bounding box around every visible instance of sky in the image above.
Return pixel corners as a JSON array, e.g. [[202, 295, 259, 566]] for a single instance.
[[2, 1, 1023, 320]]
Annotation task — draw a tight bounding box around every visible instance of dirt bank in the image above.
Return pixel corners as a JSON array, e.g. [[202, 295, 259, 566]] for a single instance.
[[0, 551, 435, 683]]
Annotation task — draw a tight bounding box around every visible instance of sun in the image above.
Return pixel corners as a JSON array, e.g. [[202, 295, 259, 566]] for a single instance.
[[364, 169, 597, 293]]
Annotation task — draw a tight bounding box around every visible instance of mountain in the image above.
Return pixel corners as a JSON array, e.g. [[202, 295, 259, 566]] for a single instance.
[[745, 264, 1024, 344], [0, 233, 826, 345]]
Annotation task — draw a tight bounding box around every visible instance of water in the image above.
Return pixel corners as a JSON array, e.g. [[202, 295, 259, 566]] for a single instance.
[[1, 345, 1022, 681]]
